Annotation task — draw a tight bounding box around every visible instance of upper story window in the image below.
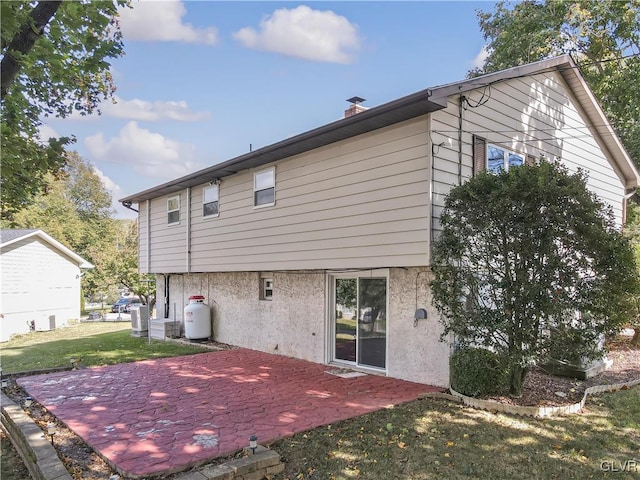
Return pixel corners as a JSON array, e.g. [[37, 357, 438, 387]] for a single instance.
[[203, 185, 219, 218], [167, 195, 180, 225], [473, 136, 535, 176], [487, 144, 524, 174], [254, 167, 275, 208]]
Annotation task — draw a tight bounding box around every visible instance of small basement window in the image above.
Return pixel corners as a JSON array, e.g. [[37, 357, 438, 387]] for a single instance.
[[203, 184, 219, 218], [254, 167, 275, 207], [167, 195, 180, 225], [260, 278, 273, 301]]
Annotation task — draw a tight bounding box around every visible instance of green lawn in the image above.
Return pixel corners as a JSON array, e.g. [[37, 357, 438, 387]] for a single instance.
[[271, 387, 640, 480], [0, 322, 208, 373]]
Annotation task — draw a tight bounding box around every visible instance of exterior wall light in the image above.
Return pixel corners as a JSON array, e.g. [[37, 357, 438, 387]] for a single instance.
[[413, 308, 428, 327]]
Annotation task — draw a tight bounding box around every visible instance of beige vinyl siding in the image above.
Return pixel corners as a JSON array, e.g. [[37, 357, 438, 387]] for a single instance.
[[148, 193, 188, 272], [182, 116, 431, 272], [430, 71, 626, 233], [138, 201, 149, 273]]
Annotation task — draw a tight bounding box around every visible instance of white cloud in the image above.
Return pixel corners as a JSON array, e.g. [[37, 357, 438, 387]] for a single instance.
[[119, 0, 217, 45], [92, 165, 137, 219], [85, 121, 204, 179], [38, 124, 60, 143], [53, 96, 209, 123], [233, 5, 360, 64], [471, 45, 490, 70], [103, 96, 210, 122]]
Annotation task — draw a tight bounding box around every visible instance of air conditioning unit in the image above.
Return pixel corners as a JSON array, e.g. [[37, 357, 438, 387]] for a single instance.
[[35, 315, 56, 331], [131, 306, 149, 336], [149, 318, 181, 340]]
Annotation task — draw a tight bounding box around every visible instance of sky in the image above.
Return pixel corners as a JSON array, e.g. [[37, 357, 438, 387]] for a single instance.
[[41, 0, 492, 218]]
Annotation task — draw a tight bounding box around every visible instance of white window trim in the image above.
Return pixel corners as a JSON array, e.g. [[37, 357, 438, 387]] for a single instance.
[[260, 277, 273, 301], [167, 195, 180, 225], [253, 167, 276, 209], [202, 184, 220, 219], [486, 144, 525, 174]]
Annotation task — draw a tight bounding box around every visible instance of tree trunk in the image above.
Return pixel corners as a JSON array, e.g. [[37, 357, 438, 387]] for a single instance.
[[632, 328, 640, 347], [1, 1, 62, 99], [508, 365, 528, 397]]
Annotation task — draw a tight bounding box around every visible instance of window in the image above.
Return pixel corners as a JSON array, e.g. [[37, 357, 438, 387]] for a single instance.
[[260, 277, 273, 301], [473, 136, 536, 176], [203, 185, 219, 218], [254, 167, 275, 207], [167, 195, 180, 224], [487, 144, 524, 174]]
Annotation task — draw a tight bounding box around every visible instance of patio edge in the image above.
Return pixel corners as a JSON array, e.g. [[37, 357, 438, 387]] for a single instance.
[[1, 391, 73, 480], [1, 389, 285, 480], [449, 378, 640, 418]]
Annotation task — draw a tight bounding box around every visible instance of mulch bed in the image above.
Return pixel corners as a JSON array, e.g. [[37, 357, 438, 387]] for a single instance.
[[3, 335, 639, 479], [480, 334, 640, 407]]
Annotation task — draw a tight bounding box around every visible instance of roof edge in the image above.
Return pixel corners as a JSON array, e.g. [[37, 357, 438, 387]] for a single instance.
[[429, 54, 639, 189], [1, 230, 94, 268], [119, 88, 445, 204], [120, 54, 639, 202]]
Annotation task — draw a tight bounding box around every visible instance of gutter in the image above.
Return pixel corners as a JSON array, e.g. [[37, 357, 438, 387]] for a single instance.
[[121, 201, 139, 213], [119, 90, 446, 205]]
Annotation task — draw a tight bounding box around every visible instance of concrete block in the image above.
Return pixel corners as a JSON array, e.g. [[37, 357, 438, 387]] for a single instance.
[[227, 456, 255, 476], [265, 463, 285, 475], [240, 470, 268, 480], [200, 464, 234, 480], [254, 451, 280, 469], [176, 471, 208, 480]]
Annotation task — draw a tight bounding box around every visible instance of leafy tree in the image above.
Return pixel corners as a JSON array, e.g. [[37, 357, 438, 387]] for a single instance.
[[623, 202, 640, 345], [88, 220, 156, 308], [8, 152, 115, 260], [471, 0, 640, 166], [1, 0, 128, 220], [336, 279, 357, 312], [431, 162, 639, 396]]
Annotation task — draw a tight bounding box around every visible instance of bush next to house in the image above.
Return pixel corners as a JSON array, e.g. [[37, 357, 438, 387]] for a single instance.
[[431, 161, 640, 397], [450, 347, 508, 397]]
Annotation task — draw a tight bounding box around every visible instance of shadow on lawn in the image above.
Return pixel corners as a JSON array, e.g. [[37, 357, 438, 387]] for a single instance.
[[270, 387, 640, 480]]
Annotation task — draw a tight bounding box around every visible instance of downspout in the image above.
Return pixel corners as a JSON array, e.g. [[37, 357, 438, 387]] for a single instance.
[[163, 274, 170, 319], [458, 95, 464, 186], [146, 200, 151, 273], [121, 201, 138, 213], [186, 187, 191, 273], [427, 114, 434, 265]]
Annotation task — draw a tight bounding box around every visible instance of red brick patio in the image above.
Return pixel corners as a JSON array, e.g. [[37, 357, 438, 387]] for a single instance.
[[17, 348, 441, 478]]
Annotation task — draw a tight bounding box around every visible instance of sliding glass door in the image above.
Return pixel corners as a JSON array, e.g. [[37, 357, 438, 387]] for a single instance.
[[332, 273, 387, 369]]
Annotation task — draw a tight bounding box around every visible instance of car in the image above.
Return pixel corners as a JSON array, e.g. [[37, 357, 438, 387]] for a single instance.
[[111, 297, 141, 313], [124, 301, 143, 313]]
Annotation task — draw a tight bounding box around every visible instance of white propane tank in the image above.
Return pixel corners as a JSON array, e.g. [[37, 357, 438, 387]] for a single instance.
[[184, 295, 211, 340]]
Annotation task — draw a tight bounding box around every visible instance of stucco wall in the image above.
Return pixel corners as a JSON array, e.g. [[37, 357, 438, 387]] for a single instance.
[[157, 268, 450, 387], [159, 271, 326, 363], [387, 267, 450, 387]]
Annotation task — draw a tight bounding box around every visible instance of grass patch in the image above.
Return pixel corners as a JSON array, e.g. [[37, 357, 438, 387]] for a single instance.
[[0, 322, 208, 373], [271, 387, 640, 480]]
